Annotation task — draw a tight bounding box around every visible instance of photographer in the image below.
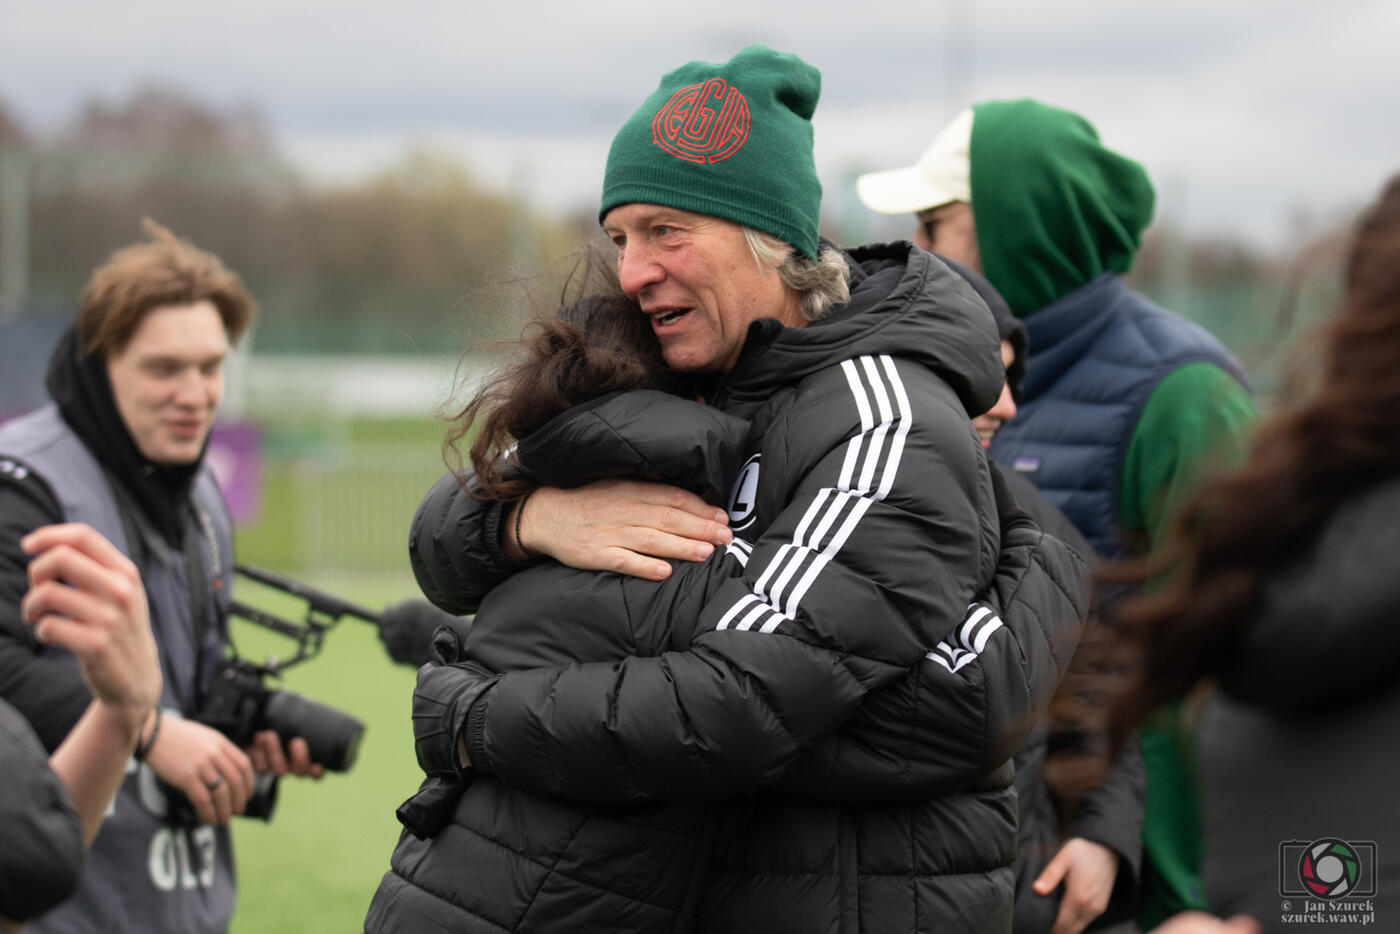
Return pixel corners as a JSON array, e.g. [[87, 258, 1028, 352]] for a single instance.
[[0, 221, 319, 934]]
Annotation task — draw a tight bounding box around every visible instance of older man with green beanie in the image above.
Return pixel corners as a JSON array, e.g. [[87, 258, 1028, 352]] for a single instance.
[[375, 46, 1088, 934], [860, 100, 1257, 932]]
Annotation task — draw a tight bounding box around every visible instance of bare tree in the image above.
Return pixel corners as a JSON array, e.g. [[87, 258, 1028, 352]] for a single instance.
[[0, 99, 28, 150]]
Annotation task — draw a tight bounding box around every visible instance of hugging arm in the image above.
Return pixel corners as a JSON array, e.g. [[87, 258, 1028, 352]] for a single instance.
[[777, 468, 1089, 801], [410, 392, 739, 613], [414, 359, 997, 805], [410, 475, 732, 612]]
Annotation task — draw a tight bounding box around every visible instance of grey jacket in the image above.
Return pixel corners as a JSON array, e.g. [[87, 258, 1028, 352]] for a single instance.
[[1197, 475, 1400, 931], [0, 406, 237, 934]]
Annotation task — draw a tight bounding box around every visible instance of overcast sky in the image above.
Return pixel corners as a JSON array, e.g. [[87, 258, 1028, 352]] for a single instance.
[[4, 0, 1397, 252]]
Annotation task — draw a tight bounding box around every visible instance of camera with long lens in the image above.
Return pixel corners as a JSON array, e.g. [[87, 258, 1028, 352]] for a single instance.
[[166, 565, 380, 825], [199, 658, 365, 772]]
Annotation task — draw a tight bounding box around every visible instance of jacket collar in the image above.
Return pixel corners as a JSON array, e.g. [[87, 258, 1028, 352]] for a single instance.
[[715, 242, 1003, 418], [1019, 273, 1124, 400]]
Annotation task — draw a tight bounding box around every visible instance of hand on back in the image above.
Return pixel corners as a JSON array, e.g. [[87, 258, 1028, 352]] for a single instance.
[[517, 479, 732, 581]]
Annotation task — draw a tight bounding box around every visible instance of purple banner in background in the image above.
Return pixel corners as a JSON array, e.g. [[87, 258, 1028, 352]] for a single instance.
[[0, 412, 262, 523], [206, 421, 262, 524]]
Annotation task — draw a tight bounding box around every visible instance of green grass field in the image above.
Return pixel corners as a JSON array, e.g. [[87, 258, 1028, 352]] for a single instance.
[[195, 415, 452, 930], [224, 570, 427, 932]]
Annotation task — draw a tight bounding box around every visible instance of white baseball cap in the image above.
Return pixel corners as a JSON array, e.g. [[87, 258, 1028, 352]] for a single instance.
[[857, 108, 974, 215]]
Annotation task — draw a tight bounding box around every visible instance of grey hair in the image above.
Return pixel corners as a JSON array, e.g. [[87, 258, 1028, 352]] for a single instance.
[[742, 227, 851, 322]]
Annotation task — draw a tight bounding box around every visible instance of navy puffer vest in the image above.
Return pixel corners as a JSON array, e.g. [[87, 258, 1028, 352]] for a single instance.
[[989, 275, 1246, 558]]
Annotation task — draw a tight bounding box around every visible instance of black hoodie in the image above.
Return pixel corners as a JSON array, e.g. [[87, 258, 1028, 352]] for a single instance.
[[45, 326, 206, 545], [0, 328, 211, 748]]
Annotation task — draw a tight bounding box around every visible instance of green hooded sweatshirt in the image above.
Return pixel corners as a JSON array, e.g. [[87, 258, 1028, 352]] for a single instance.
[[967, 99, 1258, 928], [968, 98, 1155, 318]]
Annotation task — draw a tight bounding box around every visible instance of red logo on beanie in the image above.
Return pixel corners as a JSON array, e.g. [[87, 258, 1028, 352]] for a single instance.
[[651, 77, 750, 164]]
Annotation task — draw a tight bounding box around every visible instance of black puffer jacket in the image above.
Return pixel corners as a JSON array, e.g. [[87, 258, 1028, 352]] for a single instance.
[[1000, 470, 1145, 933], [367, 392, 751, 934], [1195, 475, 1400, 931], [386, 244, 1087, 934], [0, 697, 84, 923]]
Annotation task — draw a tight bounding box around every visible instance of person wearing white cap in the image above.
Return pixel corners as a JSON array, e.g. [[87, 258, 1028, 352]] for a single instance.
[[857, 108, 976, 260], [859, 100, 1258, 933]]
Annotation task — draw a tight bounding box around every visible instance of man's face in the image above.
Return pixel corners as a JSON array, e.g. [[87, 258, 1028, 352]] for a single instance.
[[915, 201, 980, 272], [972, 339, 1018, 448], [106, 300, 229, 465], [602, 203, 804, 374]]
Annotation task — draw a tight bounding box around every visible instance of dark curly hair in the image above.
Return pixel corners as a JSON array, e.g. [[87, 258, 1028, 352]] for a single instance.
[[442, 246, 702, 500]]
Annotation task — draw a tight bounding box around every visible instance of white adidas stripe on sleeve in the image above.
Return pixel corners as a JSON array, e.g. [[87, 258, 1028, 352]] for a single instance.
[[927, 603, 1005, 673], [714, 355, 911, 635]]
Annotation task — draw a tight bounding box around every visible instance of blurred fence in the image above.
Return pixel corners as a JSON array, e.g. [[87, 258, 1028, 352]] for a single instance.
[[283, 445, 445, 574], [224, 357, 472, 578], [233, 409, 455, 579]]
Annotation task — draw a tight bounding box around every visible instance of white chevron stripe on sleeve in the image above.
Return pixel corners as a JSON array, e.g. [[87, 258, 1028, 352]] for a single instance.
[[875, 356, 914, 500], [926, 603, 1005, 673], [724, 538, 754, 566], [716, 594, 761, 630], [805, 488, 847, 549], [755, 543, 803, 603], [781, 551, 832, 620], [842, 358, 876, 433], [791, 488, 833, 548], [972, 613, 1003, 653], [957, 605, 995, 647], [735, 604, 782, 632]]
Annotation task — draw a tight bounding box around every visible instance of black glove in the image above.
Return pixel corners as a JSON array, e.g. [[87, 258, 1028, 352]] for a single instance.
[[413, 659, 498, 779], [378, 599, 472, 667]]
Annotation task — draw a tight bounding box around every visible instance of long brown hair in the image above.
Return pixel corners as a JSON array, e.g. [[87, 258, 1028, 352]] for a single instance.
[[1105, 174, 1400, 749], [442, 246, 699, 499]]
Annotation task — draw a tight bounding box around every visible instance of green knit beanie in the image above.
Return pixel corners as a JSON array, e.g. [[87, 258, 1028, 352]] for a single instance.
[[599, 45, 823, 260]]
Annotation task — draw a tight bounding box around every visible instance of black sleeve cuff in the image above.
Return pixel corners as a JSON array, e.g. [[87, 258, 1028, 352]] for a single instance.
[[463, 689, 494, 776], [482, 498, 539, 575], [412, 661, 499, 780]]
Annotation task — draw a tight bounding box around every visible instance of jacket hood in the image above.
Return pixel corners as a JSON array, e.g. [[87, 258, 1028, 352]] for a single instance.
[[1221, 475, 1400, 711], [943, 256, 1026, 404], [969, 99, 1155, 317], [718, 241, 1004, 418]]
